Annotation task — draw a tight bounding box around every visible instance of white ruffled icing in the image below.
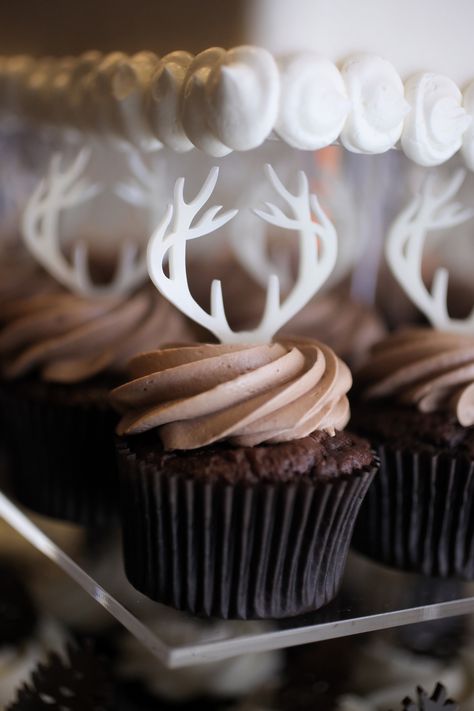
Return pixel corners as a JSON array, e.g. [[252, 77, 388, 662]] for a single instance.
[[340, 53, 409, 154], [147, 51, 194, 152], [401, 72, 471, 166], [62, 51, 103, 130], [107, 51, 161, 150], [276, 52, 349, 150], [462, 81, 474, 170], [181, 46, 279, 155], [79, 52, 127, 134], [181, 48, 232, 157], [4, 47, 474, 167], [205, 45, 280, 151]]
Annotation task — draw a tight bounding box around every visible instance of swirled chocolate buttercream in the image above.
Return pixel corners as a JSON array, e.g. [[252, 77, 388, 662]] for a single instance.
[[359, 328, 474, 426], [0, 286, 191, 383], [110, 338, 352, 449]]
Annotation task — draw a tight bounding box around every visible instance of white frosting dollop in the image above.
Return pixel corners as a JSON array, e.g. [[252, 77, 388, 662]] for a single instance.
[[108, 51, 161, 150], [276, 52, 350, 149], [79, 52, 127, 135], [181, 46, 279, 155], [462, 81, 474, 170], [0, 55, 36, 116], [147, 51, 194, 152], [181, 48, 232, 157], [205, 45, 280, 151], [62, 51, 103, 130], [340, 53, 409, 153], [401, 72, 471, 166]]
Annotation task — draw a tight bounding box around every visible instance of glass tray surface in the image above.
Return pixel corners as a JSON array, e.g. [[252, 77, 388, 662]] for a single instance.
[[1, 489, 473, 668]]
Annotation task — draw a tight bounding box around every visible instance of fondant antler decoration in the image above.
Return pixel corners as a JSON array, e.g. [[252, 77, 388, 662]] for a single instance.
[[228, 174, 293, 292], [147, 163, 337, 343], [387, 169, 474, 333], [22, 147, 148, 297]]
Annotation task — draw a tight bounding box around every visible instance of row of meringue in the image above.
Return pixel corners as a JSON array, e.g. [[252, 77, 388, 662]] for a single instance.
[[1, 46, 474, 167]]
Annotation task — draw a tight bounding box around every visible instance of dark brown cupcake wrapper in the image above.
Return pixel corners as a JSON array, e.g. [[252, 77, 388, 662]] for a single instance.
[[117, 441, 376, 619], [352, 444, 474, 579], [0, 384, 118, 526]]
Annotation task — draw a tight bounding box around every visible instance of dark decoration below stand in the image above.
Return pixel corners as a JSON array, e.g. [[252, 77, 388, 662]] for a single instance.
[[7, 642, 115, 711], [399, 683, 459, 711]]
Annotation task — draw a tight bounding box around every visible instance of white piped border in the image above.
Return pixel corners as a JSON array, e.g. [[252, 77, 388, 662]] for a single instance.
[[1, 47, 474, 168]]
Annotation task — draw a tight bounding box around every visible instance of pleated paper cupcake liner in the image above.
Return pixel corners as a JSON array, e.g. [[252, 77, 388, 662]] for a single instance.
[[352, 444, 474, 579], [117, 440, 376, 620], [0, 384, 118, 527]]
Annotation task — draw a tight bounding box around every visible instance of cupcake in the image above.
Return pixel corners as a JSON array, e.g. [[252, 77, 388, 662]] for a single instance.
[[0, 560, 67, 708], [0, 151, 192, 526], [352, 170, 474, 578], [7, 642, 115, 710], [111, 165, 377, 618]]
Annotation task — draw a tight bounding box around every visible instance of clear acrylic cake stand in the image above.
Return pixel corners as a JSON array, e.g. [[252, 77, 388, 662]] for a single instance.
[[1, 488, 474, 668]]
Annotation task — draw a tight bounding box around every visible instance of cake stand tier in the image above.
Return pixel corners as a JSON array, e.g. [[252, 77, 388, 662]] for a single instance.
[[1, 489, 473, 669]]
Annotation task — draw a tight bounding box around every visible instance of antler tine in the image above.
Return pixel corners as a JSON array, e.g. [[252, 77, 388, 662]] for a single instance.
[[387, 169, 474, 334], [147, 167, 237, 341], [255, 163, 337, 341]]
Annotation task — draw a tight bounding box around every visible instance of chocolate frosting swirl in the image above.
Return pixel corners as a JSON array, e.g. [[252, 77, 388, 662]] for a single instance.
[[0, 251, 60, 322], [111, 339, 352, 449], [0, 286, 191, 383], [359, 328, 474, 426]]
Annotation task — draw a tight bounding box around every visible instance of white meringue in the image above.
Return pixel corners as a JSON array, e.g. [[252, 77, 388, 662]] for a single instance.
[[108, 51, 161, 150], [206, 45, 279, 151], [340, 54, 409, 154], [181, 47, 232, 156], [402, 72, 471, 166], [276, 52, 349, 150], [147, 51, 194, 152]]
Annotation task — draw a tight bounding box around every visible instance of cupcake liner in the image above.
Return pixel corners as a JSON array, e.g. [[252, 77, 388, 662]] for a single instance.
[[0, 384, 118, 526], [117, 441, 376, 619], [352, 444, 474, 579]]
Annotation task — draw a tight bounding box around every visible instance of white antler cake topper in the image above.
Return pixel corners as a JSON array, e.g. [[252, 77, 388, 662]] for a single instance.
[[228, 172, 293, 293], [22, 147, 148, 297], [147, 163, 338, 343], [386, 169, 474, 333]]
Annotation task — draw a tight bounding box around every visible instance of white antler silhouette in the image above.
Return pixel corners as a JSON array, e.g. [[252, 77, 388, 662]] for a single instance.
[[22, 148, 148, 297], [115, 150, 168, 230], [228, 171, 293, 292], [147, 163, 338, 343], [386, 169, 474, 333]]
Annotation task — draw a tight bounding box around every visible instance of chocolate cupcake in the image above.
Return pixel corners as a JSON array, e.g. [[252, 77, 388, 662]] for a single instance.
[[111, 165, 377, 619], [352, 171, 474, 578], [7, 642, 115, 710], [0, 284, 191, 525], [352, 328, 474, 578], [0, 149, 193, 525], [0, 560, 67, 708]]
